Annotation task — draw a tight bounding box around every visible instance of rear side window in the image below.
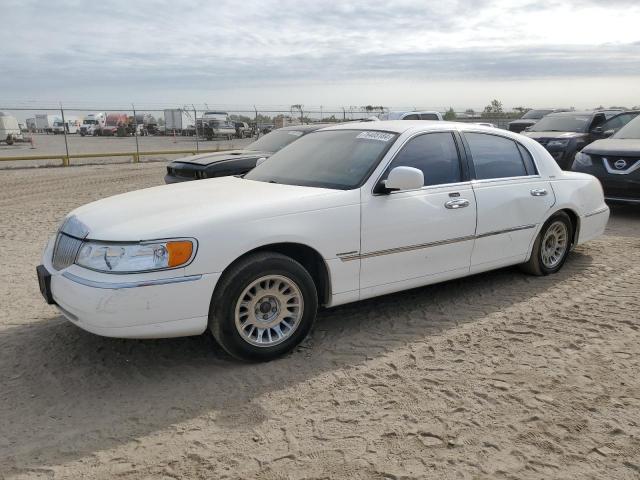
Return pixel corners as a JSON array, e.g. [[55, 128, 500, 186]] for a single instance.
[[420, 113, 439, 120], [465, 133, 527, 180], [517, 143, 537, 175], [383, 132, 461, 186], [402, 114, 420, 120]]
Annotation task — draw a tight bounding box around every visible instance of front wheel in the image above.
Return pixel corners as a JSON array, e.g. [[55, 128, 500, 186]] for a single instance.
[[521, 212, 573, 276], [209, 252, 318, 361]]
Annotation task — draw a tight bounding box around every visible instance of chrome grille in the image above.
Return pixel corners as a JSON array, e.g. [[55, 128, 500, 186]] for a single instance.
[[52, 233, 84, 270]]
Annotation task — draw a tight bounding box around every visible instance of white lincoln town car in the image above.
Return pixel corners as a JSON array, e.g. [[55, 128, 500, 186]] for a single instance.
[[38, 121, 609, 360]]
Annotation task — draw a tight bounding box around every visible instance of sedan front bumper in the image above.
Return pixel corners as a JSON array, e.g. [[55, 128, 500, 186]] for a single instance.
[[39, 240, 220, 338]]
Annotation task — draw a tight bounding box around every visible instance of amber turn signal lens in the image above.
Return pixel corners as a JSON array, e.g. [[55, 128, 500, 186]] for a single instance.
[[166, 241, 193, 267]]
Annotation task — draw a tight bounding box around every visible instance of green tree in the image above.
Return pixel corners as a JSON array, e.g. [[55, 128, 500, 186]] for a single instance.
[[483, 99, 503, 114], [444, 107, 457, 121]]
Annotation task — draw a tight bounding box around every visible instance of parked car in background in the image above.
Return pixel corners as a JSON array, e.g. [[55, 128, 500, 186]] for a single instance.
[[571, 115, 640, 205], [521, 111, 636, 169], [234, 121, 251, 138], [379, 111, 443, 121], [79, 112, 106, 136], [39, 121, 609, 361], [0, 111, 23, 144], [165, 124, 329, 183], [508, 109, 567, 133]]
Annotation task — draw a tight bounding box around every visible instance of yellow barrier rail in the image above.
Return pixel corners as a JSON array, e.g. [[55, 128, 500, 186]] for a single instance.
[[0, 148, 230, 166]]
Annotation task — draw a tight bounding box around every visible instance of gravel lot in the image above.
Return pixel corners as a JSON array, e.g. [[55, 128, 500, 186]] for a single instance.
[[0, 134, 254, 168], [1, 163, 639, 479]]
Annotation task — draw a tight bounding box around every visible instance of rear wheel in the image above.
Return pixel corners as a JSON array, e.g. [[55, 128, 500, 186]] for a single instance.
[[521, 212, 573, 276], [209, 252, 318, 361]]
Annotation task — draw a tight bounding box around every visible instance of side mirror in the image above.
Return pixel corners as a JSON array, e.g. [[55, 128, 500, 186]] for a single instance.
[[256, 157, 268, 167], [603, 129, 615, 138], [381, 166, 424, 193]]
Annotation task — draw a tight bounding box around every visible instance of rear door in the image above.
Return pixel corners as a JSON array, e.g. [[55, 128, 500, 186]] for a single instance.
[[462, 132, 555, 273]]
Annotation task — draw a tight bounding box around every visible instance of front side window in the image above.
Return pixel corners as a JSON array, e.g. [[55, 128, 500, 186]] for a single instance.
[[382, 132, 461, 187], [245, 130, 398, 189], [402, 114, 420, 120], [419, 113, 439, 120], [465, 133, 527, 180]]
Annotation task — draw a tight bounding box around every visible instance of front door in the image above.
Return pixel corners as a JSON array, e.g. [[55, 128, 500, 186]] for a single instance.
[[359, 131, 477, 298]]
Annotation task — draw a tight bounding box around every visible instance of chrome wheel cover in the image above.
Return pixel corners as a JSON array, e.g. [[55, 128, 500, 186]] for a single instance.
[[234, 275, 304, 347], [541, 221, 568, 269]]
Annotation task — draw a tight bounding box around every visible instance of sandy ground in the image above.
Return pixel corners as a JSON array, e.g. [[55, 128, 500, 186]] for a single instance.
[[1, 163, 639, 479]]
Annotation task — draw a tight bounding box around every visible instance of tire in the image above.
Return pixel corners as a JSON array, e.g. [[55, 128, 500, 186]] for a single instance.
[[209, 252, 318, 361], [521, 212, 573, 276]]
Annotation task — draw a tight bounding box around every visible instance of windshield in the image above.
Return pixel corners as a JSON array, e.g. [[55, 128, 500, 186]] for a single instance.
[[247, 130, 306, 152], [528, 115, 591, 132], [83, 119, 96, 125], [613, 116, 640, 139], [522, 109, 553, 120], [53, 122, 63, 127], [245, 130, 398, 189]]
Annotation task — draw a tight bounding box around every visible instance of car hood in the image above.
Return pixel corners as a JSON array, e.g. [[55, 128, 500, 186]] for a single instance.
[[523, 131, 586, 140], [69, 176, 346, 241], [582, 138, 640, 156], [170, 149, 270, 166]]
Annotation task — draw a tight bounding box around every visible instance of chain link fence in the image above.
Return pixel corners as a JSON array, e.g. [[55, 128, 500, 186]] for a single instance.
[[0, 103, 518, 168]]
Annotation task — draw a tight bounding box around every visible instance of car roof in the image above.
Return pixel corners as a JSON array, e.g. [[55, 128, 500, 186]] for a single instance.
[[546, 111, 600, 117], [319, 120, 501, 134], [278, 123, 333, 132]]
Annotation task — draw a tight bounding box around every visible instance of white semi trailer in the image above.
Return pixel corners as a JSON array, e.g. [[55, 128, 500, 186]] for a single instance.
[[79, 112, 106, 136], [164, 109, 196, 135], [35, 114, 60, 133]]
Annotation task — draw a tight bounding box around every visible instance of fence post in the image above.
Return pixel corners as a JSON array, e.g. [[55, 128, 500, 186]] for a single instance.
[[193, 104, 199, 153], [60, 103, 70, 166], [131, 104, 140, 163], [254, 105, 259, 138]]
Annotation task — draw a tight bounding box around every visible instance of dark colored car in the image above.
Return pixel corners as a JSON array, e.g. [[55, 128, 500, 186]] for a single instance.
[[165, 124, 329, 183], [571, 115, 640, 205], [521, 111, 639, 170], [508, 109, 558, 133]]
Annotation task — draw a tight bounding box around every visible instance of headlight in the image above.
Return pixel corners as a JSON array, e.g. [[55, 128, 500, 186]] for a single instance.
[[546, 139, 571, 148], [572, 151, 593, 168], [76, 239, 195, 273]]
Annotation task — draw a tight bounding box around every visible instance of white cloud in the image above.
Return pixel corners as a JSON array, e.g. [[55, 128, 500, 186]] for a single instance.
[[1, 0, 639, 108]]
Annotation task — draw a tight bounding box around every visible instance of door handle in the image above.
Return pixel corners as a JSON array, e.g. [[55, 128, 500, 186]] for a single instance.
[[445, 199, 470, 209], [530, 188, 548, 196]]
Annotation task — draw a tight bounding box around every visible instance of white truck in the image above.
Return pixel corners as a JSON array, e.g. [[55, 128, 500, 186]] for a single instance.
[[52, 116, 81, 134], [79, 112, 106, 136], [0, 112, 23, 145], [35, 114, 60, 134], [164, 109, 196, 136], [198, 111, 236, 140]]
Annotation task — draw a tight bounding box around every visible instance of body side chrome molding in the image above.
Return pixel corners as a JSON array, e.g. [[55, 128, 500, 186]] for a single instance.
[[338, 224, 537, 261], [62, 272, 203, 289], [584, 206, 610, 218]]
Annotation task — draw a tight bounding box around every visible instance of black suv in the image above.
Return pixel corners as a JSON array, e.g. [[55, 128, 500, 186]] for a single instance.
[[508, 109, 566, 133], [521, 111, 639, 170], [571, 114, 640, 204]]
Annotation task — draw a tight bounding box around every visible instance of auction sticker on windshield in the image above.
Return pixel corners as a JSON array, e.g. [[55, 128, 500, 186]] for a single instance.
[[356, 131, 395, 142]]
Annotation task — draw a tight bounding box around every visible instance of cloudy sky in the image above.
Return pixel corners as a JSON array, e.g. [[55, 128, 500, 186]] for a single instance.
[[1, 0, 639, 111]]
